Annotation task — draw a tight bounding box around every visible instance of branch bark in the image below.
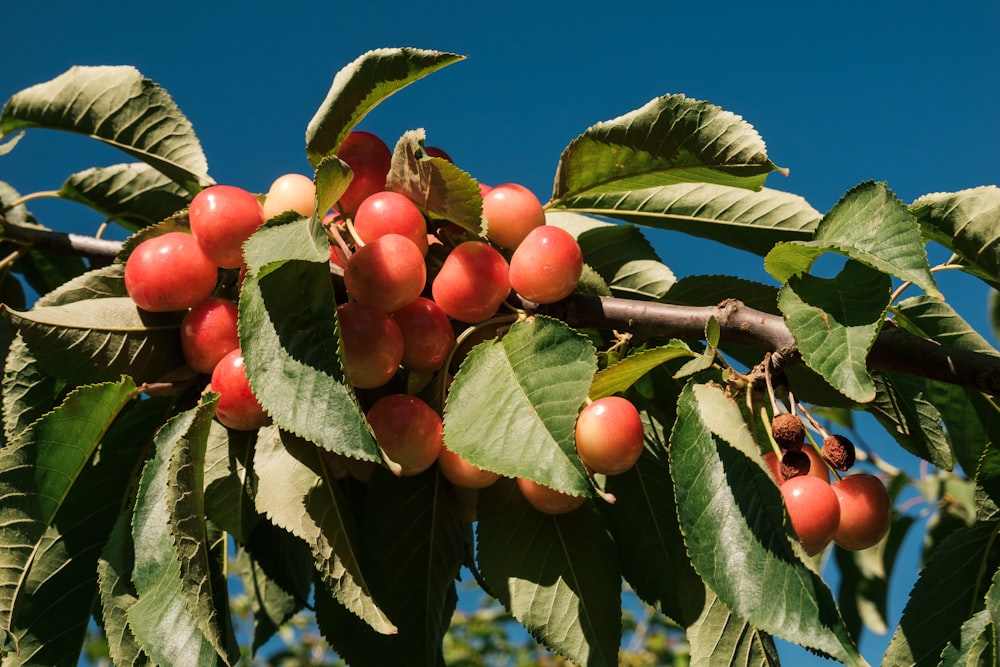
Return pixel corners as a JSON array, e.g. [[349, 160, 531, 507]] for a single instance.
[[525, 294, 1000, 397]]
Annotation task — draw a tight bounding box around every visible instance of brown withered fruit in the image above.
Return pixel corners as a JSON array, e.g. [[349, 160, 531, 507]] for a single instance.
[[771, 413, 805, 452], [780, 450, 811, 480], [821, 434, 856, 471]]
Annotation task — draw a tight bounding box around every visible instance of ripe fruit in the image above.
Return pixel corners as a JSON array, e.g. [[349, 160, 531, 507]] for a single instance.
[[262, 173, 316, 220], [188, 184, 266, 268], [211, 348, 267, 431], [481, 183, 546, 249], [424, 146, 453, 162], [516, 477, 586, 515], [180, 297, 240, 374], [508, 225, 583, 304], [574, 396, 644, 475], [336, 302, 403, 389], [431, 241, 510, 323], [353, 191, 429, 255], [366, 394, 443, 476], [832, 474, 892, 550], [337, 130, 392, 217], [124, 232, 218, 312], [771, 413, 805, 451], [343, 234, 426, 312], [391, 297, 456, 373], [437, 446, 500, 489], [780, 475, 841, 556]]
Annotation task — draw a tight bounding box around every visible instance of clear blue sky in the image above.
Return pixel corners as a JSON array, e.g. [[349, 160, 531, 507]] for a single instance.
[[4, 2, 999, 665]]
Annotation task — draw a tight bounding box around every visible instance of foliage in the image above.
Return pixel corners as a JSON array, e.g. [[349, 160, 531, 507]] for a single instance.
[[1, 47, 999, 667]]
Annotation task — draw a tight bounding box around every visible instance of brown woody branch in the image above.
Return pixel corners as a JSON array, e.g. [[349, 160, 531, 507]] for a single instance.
[[524, 294, 1000, 397]]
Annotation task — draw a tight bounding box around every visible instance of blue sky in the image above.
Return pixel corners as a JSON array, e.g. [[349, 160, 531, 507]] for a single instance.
[[4, 1, 1000, 665]]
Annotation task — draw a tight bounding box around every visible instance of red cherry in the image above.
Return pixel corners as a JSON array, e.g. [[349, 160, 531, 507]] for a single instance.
[[180, 297, 240, 374], [508, 225, 583, 304], [431, 241, 510, 323], [574, 397, 644, 475], [343, 234, 426, 312], [391, 297, 455, 373], [337, 131, 392, 217], [832, 474, 892, 550], [780, 475, 841, 556], [188, 185, 266, 269], [336, 302, 403, 389], [481, 183, 546, 250], [516, 477, 586, 515], [437, 446, 500, 489], [211, 348, 267, 431], [366, 394, 443, 476], [124, 232, 218, 312], [353, 191, 429, 255]]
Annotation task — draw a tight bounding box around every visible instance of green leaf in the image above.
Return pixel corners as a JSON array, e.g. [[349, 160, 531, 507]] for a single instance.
[[601, 393, 706, 627], [939, 609, 996, 667], [251, 426, 395, 634], [477, 478, 621, 667], [883, 522, 1000, 667], [387, 129, 484, 233], [3, 390, 162, 667], [443, 316, 597, 496], [868, 373, 953, 470], [166, 394, 239, 664], [767, 181, 940, 297], [895, 295, 1000, 357], [58, 163, 192, 231], [0, 65, 211, 190], [98, 511, 150, 667], [911, 185, 1000, 284], [573, 221, 676, 300], [924, 382, 1000, 479], [778, 259, 891, 403], [554, 183, 819, 256], [203, 422, 258, 544], [686, 590, 780, 667], [665, 274, 780, 313], [0, 378, 136, 640], [552, 95, 781, 204], [2, 335, 65, 443], [240, 221, 377, 460], [4, 296, 185, 386], [305, 48, 465, 167], [128, 400, 223, 667], [314, 467, 466, 666], [671, 382, 865, 666], [589, 342, 695, 399], [315, 156, 352, 220]]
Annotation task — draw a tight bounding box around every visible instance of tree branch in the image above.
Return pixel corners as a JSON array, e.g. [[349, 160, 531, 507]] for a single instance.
[[524, 294, 1000, 397]]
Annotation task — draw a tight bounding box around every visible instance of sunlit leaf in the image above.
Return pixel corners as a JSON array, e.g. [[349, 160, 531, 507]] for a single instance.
[[868, 373, 953, 470], [552, 95, 780, 204], [0, 65, 211, 190], [589, 342, 694, 399], [305, 48, 465, 167], [203, 423, 257, 544], [477, 478, 621, 667], [59, 163, 191, 231], [671, 383, 865, 666], [911, 185, 1000, 285], [686, 590, 780, 667], [443, 316, 596, 496]]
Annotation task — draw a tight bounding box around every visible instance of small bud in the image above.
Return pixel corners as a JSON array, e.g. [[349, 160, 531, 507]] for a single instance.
[[822, 434, 856, 471], [780, 449, 811, 480], [771, 413, 805, 452]]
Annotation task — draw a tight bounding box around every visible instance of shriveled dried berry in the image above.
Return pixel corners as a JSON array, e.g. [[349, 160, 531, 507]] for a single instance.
[[771, 413, 805, 451], [780, 449, 811, 480], [822, 434, 856, 471]]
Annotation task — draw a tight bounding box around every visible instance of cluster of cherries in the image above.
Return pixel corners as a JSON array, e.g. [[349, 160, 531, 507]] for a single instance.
[[762, 412, 892, 554], [121, 129, 648, 515]]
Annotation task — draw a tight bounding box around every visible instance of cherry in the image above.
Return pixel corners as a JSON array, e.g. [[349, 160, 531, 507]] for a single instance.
[[336, 302, 403, 388], [763, 446, 830, 485], [210, 348, 267, 431], [574, 396, 644, 475], [188, 184, 266, 269], [780, 475, 841, 556], [516, 477, 586, 515], [366, 394, 443, 476], [180, 297, 240, 374], [262, 173, 316, 220], [343, 234, 426, 312], [124, 232, 218, 312], [508, 225, 583, 304], [431, 241, 510, 323], [481, 183, 546, 250], [424, 146, 453, 162], [336, 130, 392, 217], [437, 446, 500, 489], [391, 297, 455, 373], [832, 474, 892, 550], [353, 191, 429, 255]]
